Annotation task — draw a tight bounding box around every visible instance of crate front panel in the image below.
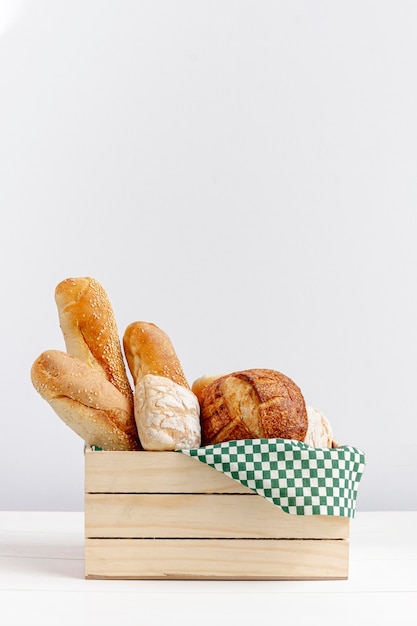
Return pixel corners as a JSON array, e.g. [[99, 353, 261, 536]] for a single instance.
[[85, 448, 253, 493], [85, 492, 349, 539], [84, 448, 350, 580], [85, 538, 349, 580]]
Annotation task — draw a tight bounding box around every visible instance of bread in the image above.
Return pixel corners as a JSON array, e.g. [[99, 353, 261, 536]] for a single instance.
[[197, 368, 308, 445], [304, 406, 338, 448], [123, 321, 190, 388], [55, 277, 133, 408], [31, 276, 140, 450], [31, 350, 140, 450], [191, 374, 223, 402], [123, 321, 201, 450]]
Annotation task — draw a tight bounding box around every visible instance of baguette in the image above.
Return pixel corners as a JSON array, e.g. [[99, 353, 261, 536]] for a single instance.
[[123, 322, 201, 450], [55, 277, 133, 408], [31, 350, 140, 450], [123, 321, 190, 388]]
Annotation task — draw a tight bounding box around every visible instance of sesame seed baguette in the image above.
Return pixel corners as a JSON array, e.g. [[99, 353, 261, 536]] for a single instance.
[[55, 277, 134, 409], [31, 350, 140, 450]]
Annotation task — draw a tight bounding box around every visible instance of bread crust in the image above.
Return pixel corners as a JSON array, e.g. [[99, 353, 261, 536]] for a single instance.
[[199, 368, 308, 445], [55, 277, 133, 408], [123, 321, 201, 450], [305, 406, 337, 448], [123, 321, 190, 388], [134, 374, 201, 450], [191, 374, 223, 403], [31, 350, 140, 450]]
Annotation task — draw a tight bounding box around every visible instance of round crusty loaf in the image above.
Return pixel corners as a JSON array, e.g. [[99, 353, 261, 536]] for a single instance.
[[197, 368, 308, 445]]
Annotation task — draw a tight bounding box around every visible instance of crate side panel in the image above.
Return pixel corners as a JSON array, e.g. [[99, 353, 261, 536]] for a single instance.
[[85, 538, 349, 580], [85, 493, 350, 539], [85, 449, 252, 494]]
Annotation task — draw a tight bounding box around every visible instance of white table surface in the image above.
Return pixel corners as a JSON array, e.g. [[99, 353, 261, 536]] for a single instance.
[[0, 510, 416, 625]]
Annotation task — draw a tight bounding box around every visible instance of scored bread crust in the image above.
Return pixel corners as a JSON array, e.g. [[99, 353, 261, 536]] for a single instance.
[[199, 368, 308, 445], [31, 350, 140, 450], [55, 277, 133, 408]]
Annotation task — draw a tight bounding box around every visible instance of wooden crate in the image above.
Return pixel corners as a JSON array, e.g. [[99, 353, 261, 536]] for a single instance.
[[84, 448, 350, 580]]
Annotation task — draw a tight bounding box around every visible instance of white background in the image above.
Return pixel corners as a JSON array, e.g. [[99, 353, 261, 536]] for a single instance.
[[1, 0, 416, 512]]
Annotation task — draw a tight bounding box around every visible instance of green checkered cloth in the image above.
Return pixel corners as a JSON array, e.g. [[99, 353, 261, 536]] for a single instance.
[[179, 438, 365, 518]]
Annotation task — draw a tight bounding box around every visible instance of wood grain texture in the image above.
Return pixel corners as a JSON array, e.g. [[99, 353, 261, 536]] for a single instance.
[[85, 538, 349, 580], [85, 448, 253, 493], [84, 448, 350, 580], [85, 493, 349, 539]]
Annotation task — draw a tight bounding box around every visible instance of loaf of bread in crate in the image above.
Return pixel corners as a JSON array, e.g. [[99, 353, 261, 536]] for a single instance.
[[193, 368, 307, 445], [31, 350, 140, 450], [55, 277, 134, 409], [123, 321, 201, 450], [304, 405, 337, 448], [193, 369, 336, 448], [31, 276, 140, 450]]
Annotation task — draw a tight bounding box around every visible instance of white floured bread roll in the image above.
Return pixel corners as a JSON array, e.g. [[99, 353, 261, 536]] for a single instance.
[[123, 322, 201, 450], [135, 374, 201, 450], [31, 350, 140, 450], [304, 406, 338, 448]]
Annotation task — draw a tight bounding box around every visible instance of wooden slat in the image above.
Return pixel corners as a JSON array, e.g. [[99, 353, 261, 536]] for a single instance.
[[85, 538, 349, 580], [85, 448, 252, 494], [84, 448, 351, 580], [85, 493, 350, 539]]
